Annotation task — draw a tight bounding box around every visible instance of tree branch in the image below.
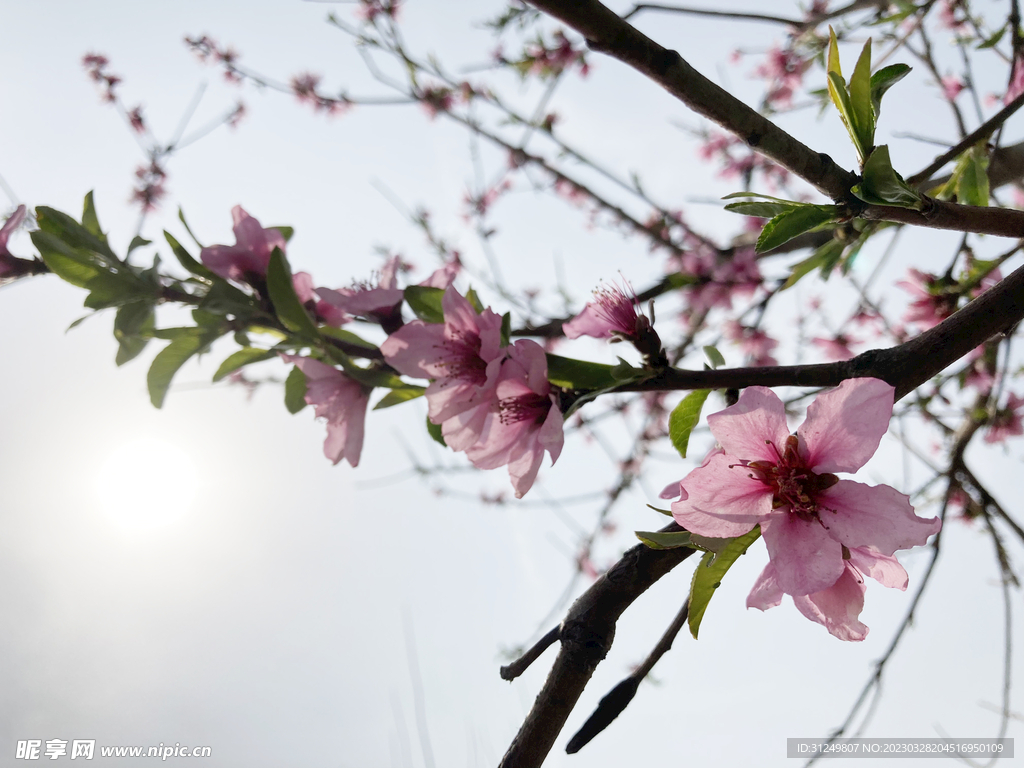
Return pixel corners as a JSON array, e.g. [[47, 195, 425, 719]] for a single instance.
[[497, 522, 696, 768]]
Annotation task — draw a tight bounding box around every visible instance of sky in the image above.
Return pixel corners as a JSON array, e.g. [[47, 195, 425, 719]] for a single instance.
[[1, 1, 1022, 766]]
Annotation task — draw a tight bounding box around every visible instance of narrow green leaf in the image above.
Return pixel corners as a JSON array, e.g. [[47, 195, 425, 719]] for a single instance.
[[721, 191, 802, 204], [200, 281, 258, 317], [373, 385, 427, 410], [113, 301, 155, 366], [545, 354, 618, 390], [852, 145, 923, 208], [668, 389, 711, 459], [500, 312, 512, 348], [977, 24, 1006, 49], [404, 285, 445, 323], [426, 416, 447, 447], [688, 525, 762, 639], [870, 63, 911, 116], [724, 200, 797, 218], [635, 530, 694, 550], [213, 347, 277, 382], [269, 225, 294, 242], [827, 71, 861, 159], [267, 248, 319, 337], [755, 206, 838, 253], [164, 231, 215, 280], [83, 270, 149, 309], [957, 144, 990, 207], [703, 346, 725, 370], [465, 286, 485, 313], [147, 329, 215, 408], [319, 325, 380, 350], [849, 38, 874, 158], [178, 206, 204, 248], [81, 191, 103, 239], [127, 235, 152, 255], [646, 504, 673, 517], [284, 365, 308, 414], [781, 239, 844, 290]]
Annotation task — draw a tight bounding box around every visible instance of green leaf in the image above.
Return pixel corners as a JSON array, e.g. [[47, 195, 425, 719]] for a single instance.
[[81, 191, 103, 240], [545, 354, 618, 389], [703, 346, 725, 370], [977, 24, 1006, 49], [113, 301, 155, 366], [688, 525, 762, 639], [82, 270, 149, 309], [957, 143, 990, 207], [373, 385, 427, 410], [870, 63, 911, 116], [781, 239, 844, 290], [199, 281, 258, 317], [646, 503, 673, 517], [178, 207, 204, 248], [267, 248, 319, 338], [827, 71, 862, 161], [724, 200, 797, 218], [147, 328, 220, 408], [284, 365, 308, 414], [36, 206, 118, 267], [404, 285, 445, 323], [636, 530, 694, 550], [270, 225, 294, 242], [721, 191, 803, 204], [851, 145, 923, 208], [213, 347, 278, 382], [318, 325, 380, 351], [668, 389, 711, 459], [465, 286, 485, 313], [755, 205, 838, 253], [849, 39, 875, 158], [127, 235, 152, 255], [32, 231, 102, 288], [164, 231, 214, 280], [500, 312, 512, 348], [426, 416, 447, 447]]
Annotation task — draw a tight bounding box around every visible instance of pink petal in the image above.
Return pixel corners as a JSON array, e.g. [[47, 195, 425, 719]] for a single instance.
[[847, 547, 908, 590], [818, 480, 940, 556], [537, 395, 564, 464], [761, 511, 845, 596], [292, 271, 315, 304], [0, 204, 27, 254], [507, 339, 550, 395], [562, 303, 613, 339], [792, 563, 868, 641], [707, 387, 791, 463], [659, 480, 685, 500], [420, 261, 460, 289], [798, 378, 894, 474], [747, 562, 784, 610], [671, 453, 772, 538], [379, 321, 444, 378]]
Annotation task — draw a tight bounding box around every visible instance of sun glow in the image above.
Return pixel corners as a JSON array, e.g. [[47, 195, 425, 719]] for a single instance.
[[96, 438, 199, 530]]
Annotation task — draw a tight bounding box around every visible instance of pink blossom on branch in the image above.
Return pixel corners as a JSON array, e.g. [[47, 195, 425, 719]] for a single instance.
[[380, 286, 505, 424], [747, 545, 908, 641], [0, 205, 28, 278], [671, 379, 940, 639], [200, 205, 287, 282], [455, 340, 564, 499], [280, 354, 370, 467]]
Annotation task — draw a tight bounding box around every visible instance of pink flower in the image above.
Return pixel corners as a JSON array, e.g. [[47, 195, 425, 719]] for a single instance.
[[318, 256, 459, 323], [280, 354, 370, 467], [292, 271, 350, 327], [0, 205, 27, 258], [747, 546, 908, 641], [449, 340, 564, 498], [0, 205, 28, 278], [672, 379, 940, 602], [984, 393, 1024, 444], [380, 286, 505, 424], [200, 205, 287, 282], [1006, 54, 1024, 105], [563, 281, 646, 341], [811, 334, 858, 361], [941, 75, 965, 101], [897, 268, 958, 329]]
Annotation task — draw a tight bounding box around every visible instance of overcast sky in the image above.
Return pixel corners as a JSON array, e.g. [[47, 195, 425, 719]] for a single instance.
[[1, 1, 1021, 766]]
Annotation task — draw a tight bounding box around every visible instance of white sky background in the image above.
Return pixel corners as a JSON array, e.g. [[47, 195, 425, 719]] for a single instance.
[[1, 1, 1022, 766]]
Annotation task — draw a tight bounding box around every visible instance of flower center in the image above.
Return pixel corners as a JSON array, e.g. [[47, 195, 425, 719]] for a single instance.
[[435, 329, 487, 384], [746, 435, 838, 522], [497, 392, 551, 426]]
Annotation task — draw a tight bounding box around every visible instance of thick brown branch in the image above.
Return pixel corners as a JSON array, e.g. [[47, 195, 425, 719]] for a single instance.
[[497, 523, 695, 768]]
